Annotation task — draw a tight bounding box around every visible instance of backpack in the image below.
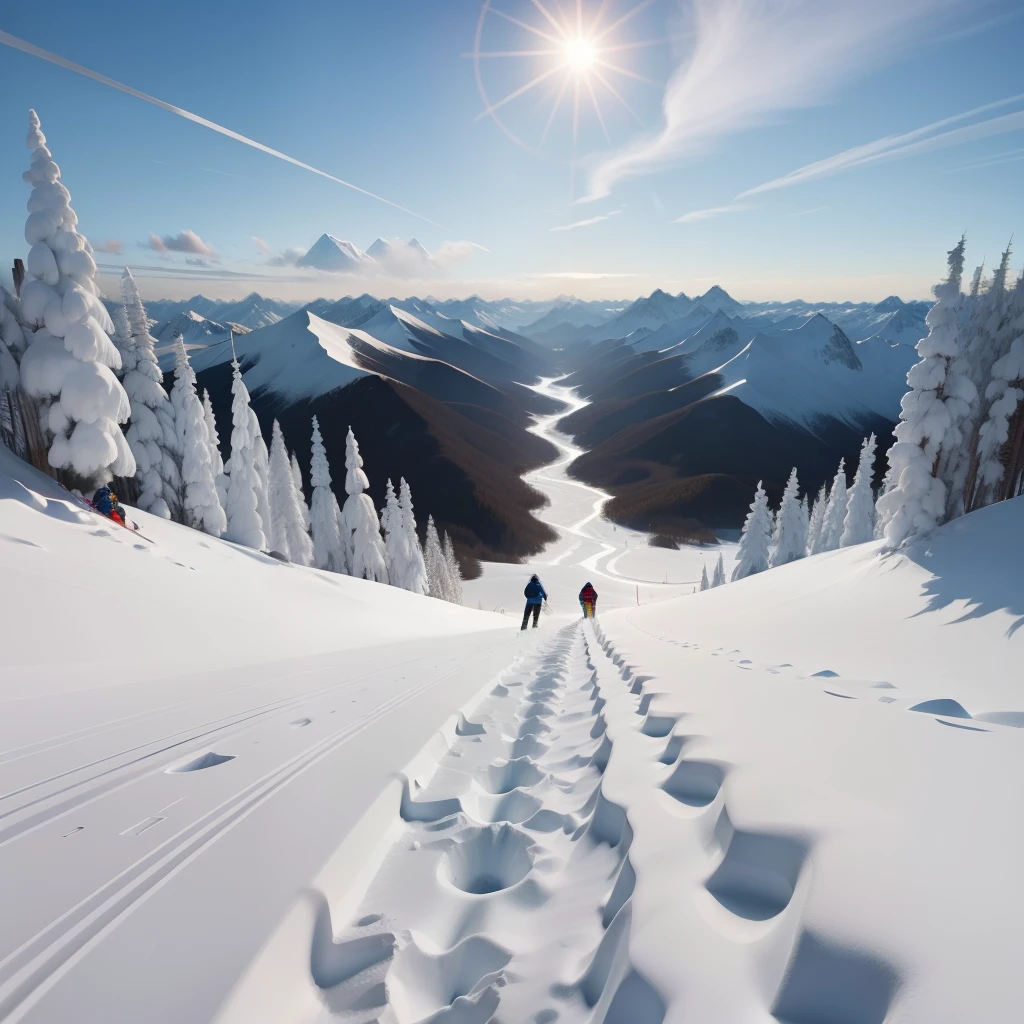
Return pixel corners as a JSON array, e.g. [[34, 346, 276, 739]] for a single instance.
[[524, 580, 542, 600]]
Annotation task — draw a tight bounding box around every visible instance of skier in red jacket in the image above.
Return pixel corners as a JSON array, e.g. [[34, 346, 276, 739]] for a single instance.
[[579, 582, 598, 618]]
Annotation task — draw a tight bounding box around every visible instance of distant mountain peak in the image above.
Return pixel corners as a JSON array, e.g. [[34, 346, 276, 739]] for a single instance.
[[297, 234, 372, 272], [872, 295, 905, 313]]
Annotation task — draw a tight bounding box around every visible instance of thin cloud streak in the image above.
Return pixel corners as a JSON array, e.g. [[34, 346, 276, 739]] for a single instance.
[[583, 0, 969, 201], [0, 28, 450, 230], [739, 98, 1024, 197], [551, 209, 623, 231], [675, 203, 747, 223]]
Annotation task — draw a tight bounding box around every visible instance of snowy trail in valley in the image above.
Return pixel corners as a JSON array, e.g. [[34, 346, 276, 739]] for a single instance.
[[464, 379, 737, 616]]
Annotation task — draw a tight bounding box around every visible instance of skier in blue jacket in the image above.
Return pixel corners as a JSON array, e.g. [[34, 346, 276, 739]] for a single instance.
[[521, 574, 547, 630]]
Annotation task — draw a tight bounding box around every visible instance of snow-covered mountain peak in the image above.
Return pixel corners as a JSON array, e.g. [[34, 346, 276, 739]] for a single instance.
[[872, 295, 906, 313], [786, 313, 862, 370], [296, 234, 373, 272], [695, 285, 743, 316]]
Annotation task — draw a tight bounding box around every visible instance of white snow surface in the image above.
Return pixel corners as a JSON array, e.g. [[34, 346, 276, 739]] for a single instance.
[[0, 376, 1020, 1022]]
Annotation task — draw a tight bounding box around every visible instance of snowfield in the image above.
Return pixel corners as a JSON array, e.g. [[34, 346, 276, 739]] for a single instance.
[[0, 380, 1021, 1022]]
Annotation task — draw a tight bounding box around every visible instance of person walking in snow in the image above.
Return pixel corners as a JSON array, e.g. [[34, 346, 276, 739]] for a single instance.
[[579, 582, 598, 618], [521, 574, 547, 630]]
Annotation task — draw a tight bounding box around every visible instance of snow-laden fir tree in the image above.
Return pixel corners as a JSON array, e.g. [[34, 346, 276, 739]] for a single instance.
[[251, 408, 272, 544], [309, 416, 345, 572], [109, 298, 133, 376], [201, 390, 227, 507], [339, 427, 388, 583], [711, 551, 726, 587], [731, 481, 772, 581], [971, 255, 1024, 507], [770, 468, 807, 567], [424, 516, 449, 600], [807, 483, 828, 554], [817, 459, 848, 553], [699, 563, 710, 591], [223, 359, 266, 549], [397, 477, 428, 595], [0, 287, 27, 452], [841, 434, 878, 547], [267, 420, 313, 565], [173, 339, 226, 536], [443, 532, 463, 605], [876, 237, 974, 546], [381, 479, 403, 585], [290, 452, 310, 532], [121, 271, 180, 518], [17, 110, 134, 486]]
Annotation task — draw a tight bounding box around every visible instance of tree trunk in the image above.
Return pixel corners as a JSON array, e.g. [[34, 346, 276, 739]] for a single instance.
[[17, 389, 53, 476]]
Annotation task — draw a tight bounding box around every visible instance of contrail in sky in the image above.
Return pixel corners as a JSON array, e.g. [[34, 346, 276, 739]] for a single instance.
[[0, 29, 449, 230]]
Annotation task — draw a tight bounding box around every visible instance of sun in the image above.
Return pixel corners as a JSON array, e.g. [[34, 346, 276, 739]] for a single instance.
[[564, 36, 597, 73], [471, 0, 662, 159]]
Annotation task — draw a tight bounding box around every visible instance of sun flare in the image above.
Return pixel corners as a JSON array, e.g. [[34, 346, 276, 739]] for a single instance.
[[472, 0, 662, 156], [564, 36, 597, 73]]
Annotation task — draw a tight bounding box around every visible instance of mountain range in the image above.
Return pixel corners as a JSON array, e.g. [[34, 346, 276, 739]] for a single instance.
[[145, 284, 931, 550]]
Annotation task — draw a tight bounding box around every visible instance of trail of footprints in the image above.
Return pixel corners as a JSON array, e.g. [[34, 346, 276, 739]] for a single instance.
[[307, 625, 899, 1023]]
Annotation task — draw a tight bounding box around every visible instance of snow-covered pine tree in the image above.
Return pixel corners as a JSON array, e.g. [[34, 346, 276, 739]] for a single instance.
[[252, 409, 272, 545], [339, 427, 388, 583], [123, 268, 180, 520], [201, 390, 227, 507], [290, 452, 310, 531], [173, 339, 226, 536], [841, 434, 878, 547], [818, 459, 848, 553], [268, 419, 313, 565], [424, 516, 449, 600], [17, 110, 135, 486], [223, 359, 266, 549], [699, 563, 710, 591], [876, 237, 975, 545], [309, 416, 345, 572], [712, 552, 726, 587], [381, 478, 404, 586], [443, 532, 463, 605], [109, 298, 134, 376], [770, 468, 806, 567], [807, 483, 828, 554], [970, 251, 1024, 507], [0, 288, 27, 455], [731, 481, 772, 581], [398, 478, 428, 595]]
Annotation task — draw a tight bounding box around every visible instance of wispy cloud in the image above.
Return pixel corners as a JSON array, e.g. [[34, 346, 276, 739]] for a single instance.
[[739, 98, 1024, 197], [675, 203, 747, 223], [92, 238, 123, 254], [267, 247, 306, 267], [433, 240, 490, 266], [945, 146, 1024, 174], [251, 236, 271, 255], [551, 209, 624, 232], [584, 0, 969, 201], [147, 230, 215, 255]]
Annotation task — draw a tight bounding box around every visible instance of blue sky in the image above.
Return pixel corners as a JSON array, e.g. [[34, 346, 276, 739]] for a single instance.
[[0, 0, 1022, 303]]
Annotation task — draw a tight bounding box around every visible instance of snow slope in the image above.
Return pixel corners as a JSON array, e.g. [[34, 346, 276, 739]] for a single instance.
[[579, 498, 1024, 1023], [0, 444, 519, 1023], [218, 496, 1023, 1024], [708, 313, 918, 429]]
